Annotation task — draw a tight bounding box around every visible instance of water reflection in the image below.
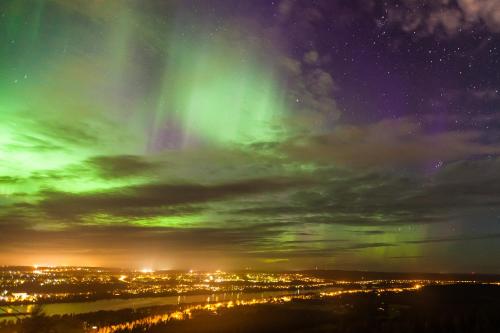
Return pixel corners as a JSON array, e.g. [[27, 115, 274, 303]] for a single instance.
[[1, 288, 339, 320]]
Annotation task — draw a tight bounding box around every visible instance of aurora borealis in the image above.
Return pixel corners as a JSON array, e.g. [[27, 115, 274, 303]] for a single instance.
[[2, 0, 500, 273]]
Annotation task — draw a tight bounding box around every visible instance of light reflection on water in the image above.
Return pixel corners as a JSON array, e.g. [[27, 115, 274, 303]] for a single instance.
[[0, 288, 340, 320]]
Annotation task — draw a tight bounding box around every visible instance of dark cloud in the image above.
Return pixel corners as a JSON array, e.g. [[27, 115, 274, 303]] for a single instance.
[[3, 156, 500, 267], [0, 221, 306, 262], [348, 229, 386, 235], [40, 119, 105, 147], [35, 177, 311, 219], [388, 255, 425, 259], [282, 118, 500, 168], [403, 232, 500, 245], [345, 242, 395, 250], [0, 176, 21, 184], [235, 157, 500, 226], [86, 155, 162, 178], [243, 241, 394, 259]]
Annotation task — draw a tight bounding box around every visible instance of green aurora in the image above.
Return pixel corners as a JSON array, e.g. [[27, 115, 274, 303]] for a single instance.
[[1, 0, 500, 272]]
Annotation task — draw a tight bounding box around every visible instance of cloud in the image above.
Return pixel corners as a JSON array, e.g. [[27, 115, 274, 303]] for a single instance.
[[282, 118, 500, 168], [303, 50, 320, 65], [402, 232, 500, 244], [386, 0, 500, 37], [348, 229, 386, 235], [458, 0, 500, 32], [427, 8, 464, 36], [236, 171, 445, 226], [0, 223, 286, 258], [261, 258, 289, 263], [388, 255, 425, 259], [280, 54, 340, 128], [3, 0, 500, 271], [86, 155, 162, 179], [235, 156, 500, 227], [3, 219, 396, 268], [31, 177, 312, 220], [245, 241, 395, 258], [278, 0, 294, 21], [470, 88, 500, 101], [3, 157, 500, 267]]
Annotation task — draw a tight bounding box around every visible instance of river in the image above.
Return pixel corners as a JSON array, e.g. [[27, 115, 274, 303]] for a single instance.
[[0, 287, 340, 320]]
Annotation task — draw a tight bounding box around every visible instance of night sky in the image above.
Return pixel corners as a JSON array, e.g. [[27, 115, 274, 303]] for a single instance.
[[2, 0, 500, 273]]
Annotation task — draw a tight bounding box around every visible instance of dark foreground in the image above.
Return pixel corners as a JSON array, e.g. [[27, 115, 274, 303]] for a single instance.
[[2, 284, 500, 333]]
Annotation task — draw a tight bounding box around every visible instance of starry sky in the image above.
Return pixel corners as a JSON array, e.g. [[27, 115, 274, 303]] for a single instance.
[[1, 0, 500, 273]]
